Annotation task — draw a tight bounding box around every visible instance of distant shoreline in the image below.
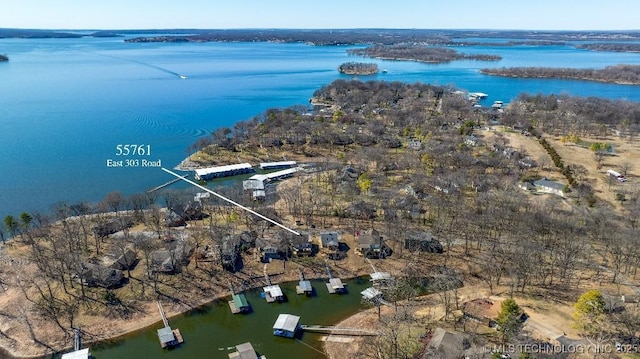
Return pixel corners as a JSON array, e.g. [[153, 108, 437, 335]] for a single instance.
[[480, 64, 640, 85]]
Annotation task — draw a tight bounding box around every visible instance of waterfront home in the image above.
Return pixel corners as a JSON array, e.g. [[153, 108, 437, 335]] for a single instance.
[[273, 314, 300, 338], [356, 229, 390, 259], [78, 263, 124, 288], [93, 216, 134, 238], [150, 241, 192, 274], [319, 231, 339, 250], [289, 233, 313, 257], [228, 342, 266, 359], [404, 232, 443, 253], [102, 247, 138, 270], [194, 163, 254, 181], [263, 285, 285, 303], [256, 237, 288, 262], [165, 201, 204, 227]]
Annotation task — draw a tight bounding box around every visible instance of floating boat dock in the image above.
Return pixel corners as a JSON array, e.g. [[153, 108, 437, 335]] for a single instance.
[[228, 342, 267, 359], [157, 301, 184, 349], [296, 270, 313, 295], [273, 314, 300, 338], [229, 293, 251, 314], [195, 163, 254, 181], [325, 262, 346, 294]]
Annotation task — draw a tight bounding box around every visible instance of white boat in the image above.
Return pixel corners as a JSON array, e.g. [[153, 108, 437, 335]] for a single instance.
[[179, 75, 187, 79]]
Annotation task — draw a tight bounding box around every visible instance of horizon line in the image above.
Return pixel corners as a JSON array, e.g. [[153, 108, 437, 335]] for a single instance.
[[2, 27, 640, 33]]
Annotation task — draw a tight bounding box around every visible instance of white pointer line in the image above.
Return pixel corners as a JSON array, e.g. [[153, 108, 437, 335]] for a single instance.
[[161, 167, 300, 236]]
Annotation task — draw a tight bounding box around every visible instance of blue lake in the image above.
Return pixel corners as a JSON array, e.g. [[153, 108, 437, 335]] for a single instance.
[[0, 36, 639, 216]]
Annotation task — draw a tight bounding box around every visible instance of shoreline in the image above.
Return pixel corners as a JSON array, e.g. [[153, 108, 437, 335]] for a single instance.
[[0, 257, 370, 359]]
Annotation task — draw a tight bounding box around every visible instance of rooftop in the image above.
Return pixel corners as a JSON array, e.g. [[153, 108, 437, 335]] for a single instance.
[[157, 327, 175, 344], [61, 349, 90, 359], [273, 314, 300, 332], [263, 285, 283, 298]]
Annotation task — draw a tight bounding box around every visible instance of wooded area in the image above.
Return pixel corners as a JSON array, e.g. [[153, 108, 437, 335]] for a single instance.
[[480, 64, 640, 85], [3, 79, 640, 357], [338, 62, 378, 75], [348, 44, 501, 63]]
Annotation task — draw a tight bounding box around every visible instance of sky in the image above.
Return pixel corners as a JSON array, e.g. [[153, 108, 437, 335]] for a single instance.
[[0, 0, 638, 31]]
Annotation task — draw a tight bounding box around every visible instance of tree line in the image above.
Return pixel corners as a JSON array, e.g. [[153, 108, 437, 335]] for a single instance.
[[348, 44, 502, 63], [481, 64, 640, 85], [4, 79, 640, 353], [338, 62, 378, 75]]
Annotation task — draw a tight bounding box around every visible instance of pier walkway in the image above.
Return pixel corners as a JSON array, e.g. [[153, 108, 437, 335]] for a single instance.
[[147, 175, 188, 193], [300, 325, 378, 336]]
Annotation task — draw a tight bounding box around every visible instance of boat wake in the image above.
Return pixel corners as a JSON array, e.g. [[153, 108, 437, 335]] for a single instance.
[[91, 51, 186, 79]]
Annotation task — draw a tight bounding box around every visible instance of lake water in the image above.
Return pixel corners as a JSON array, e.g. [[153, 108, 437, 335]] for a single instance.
[[1, 36, 639, 216], [89, 278, 371, 359]]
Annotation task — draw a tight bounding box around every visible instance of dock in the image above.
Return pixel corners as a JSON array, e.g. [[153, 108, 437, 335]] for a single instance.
[[300, 325, 378, 336], [147, 175, 188, 193], [61, 328, 90, 359], [325, 262, 346, 294], [157, 301, 184, 348], [263, 284, 284, 303], [296, 269, 313, 295], [228, 283, 251, 314], [228, 342, 267, 359]]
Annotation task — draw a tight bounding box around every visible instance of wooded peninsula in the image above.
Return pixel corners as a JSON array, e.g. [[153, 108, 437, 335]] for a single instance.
[[347, 44, 501, 63], [481, 64, 640, 85], [2, 77, 640, 358]]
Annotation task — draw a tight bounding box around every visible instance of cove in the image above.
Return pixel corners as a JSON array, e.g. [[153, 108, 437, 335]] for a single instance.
[[89, 277, 372, 359]]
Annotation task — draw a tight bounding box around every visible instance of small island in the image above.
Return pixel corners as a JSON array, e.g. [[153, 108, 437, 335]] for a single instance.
[[338, 62, 378, 75], [0, 54, 8, 62], [347, 44, 502, 63], [480, 64, 640, 85]]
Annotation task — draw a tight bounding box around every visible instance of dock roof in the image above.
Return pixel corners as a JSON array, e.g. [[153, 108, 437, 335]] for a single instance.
[[157, 327, 175, 344], [361, 287, 383, 300], [370, 272, 393, 281], [299, 280, 313, 292], [329, 278, 344, 289], [273, 314, 300, 332], [233, 293, 249, 309], [195, 163, 253, 177], [61, 349, 90, 359], [263, 285, 283, 298], [229, 342, 259, 359], [259, 161, 296, 169]]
